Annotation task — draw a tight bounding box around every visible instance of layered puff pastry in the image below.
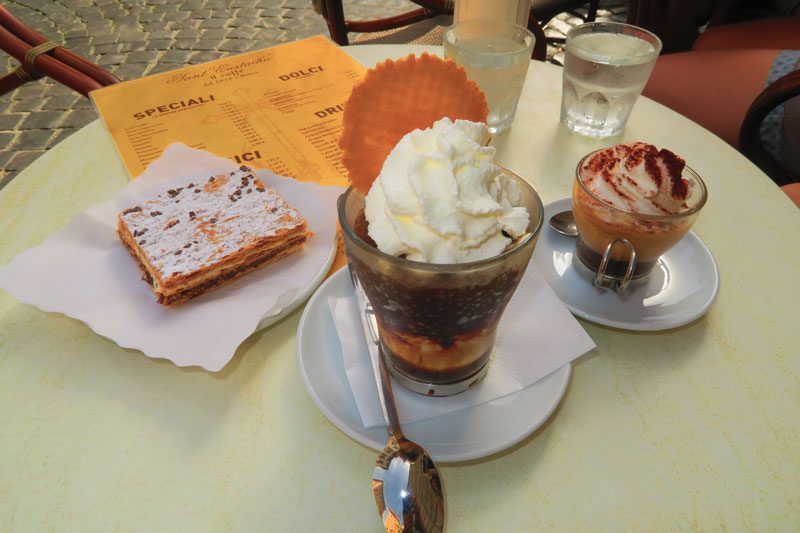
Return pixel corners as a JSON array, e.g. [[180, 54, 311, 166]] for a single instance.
[[118, 166, 310, 306]]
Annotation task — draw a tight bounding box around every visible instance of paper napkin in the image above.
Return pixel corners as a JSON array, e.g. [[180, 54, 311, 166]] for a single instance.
[[330, 264, 596, 428], [0, 143, 343, 371]]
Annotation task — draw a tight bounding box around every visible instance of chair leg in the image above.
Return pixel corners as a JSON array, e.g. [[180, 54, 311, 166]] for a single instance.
[[527, 13, 548, 61], [323, 0, 349, 45], [585, 0, 599, 22]]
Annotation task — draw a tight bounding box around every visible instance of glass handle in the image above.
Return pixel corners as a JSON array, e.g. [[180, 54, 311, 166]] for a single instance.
[[595, 238, 636, 292]]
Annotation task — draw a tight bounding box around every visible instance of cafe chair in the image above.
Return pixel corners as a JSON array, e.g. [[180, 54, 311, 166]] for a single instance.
[[641, 17, 800, 187], [683, 16, 800, 185], [626, 0, 739, 53], [739, 68, 800, 188], [690, 16, 800, 51], [629, 0, 800, 206], [0, 5, 119, 98], [781, 182, 800, 208], [313, 0, 601, 61]]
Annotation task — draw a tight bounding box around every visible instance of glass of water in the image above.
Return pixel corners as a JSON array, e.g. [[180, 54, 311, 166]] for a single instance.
[[444, 20, 535, 133], [560, 22, 662, 138]]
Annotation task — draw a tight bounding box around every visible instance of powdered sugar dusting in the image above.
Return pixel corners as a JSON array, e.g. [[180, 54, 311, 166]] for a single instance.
[[120, 167, 307, 280]]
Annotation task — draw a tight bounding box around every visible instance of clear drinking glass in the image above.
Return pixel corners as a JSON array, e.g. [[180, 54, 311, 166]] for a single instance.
[[560, 22, 662, 138], [338, 169, 543, 397], [571, 149, 707, 291], [444, 20, 535, 133]]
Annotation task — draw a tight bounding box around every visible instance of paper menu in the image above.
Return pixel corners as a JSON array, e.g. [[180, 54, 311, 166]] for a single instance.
[[90, 36, 365, 184]]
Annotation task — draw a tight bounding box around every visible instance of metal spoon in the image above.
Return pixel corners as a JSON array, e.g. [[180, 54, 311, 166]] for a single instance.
[[372, 348, 445, 532], [549, 210, 578, 237], [350, 272, 445, 533]]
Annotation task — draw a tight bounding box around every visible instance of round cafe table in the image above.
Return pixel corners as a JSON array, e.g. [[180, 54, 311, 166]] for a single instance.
[[1, 45, 798, 531]]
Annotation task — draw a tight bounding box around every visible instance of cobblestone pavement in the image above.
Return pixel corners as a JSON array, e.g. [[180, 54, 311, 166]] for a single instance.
[[0, 0, 625, 187]]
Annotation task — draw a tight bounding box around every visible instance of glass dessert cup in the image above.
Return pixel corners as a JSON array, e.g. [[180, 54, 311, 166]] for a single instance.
[[571, 150, 707, 292], [339, 168, 544, 397]]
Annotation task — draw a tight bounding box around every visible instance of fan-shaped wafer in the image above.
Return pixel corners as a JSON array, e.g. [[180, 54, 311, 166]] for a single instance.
[[340, 53, 488, 195]]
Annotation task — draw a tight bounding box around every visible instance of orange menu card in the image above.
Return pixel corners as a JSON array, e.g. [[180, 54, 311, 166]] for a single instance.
[[90, 35, 365, 186]]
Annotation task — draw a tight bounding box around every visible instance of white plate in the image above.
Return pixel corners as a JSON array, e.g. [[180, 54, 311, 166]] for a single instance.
[[532, 198, 720, 331], [296, 267, 571, 463], [0, 143, 343, 372], [255, 241, 336, 331]]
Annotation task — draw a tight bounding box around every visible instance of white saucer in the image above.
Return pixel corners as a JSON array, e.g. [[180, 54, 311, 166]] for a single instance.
[[296, 267, 571, 463], [532, 198, 720, 331]]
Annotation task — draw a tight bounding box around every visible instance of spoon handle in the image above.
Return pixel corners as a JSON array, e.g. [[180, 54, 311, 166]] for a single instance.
[[376, 344, 403, 440], [349, 268, 403, 439]]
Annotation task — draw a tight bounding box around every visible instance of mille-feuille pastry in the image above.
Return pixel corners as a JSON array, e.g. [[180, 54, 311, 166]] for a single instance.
[[117, 166, 311, 306]]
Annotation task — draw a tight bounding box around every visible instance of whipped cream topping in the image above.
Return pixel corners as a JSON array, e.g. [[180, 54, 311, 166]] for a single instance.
[[364, 118, 530, 264], [581, 142, 691, 216]]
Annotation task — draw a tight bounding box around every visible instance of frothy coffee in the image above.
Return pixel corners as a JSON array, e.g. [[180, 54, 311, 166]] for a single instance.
[[572, 143, 706, 281]]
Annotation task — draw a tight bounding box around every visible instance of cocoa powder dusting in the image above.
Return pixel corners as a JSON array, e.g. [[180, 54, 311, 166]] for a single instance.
[[659, 148, 688, 199]]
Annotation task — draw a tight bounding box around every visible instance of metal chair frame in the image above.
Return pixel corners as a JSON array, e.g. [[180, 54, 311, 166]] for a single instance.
[[318, 0, 601, 62], [0, 6, 119, 98]]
